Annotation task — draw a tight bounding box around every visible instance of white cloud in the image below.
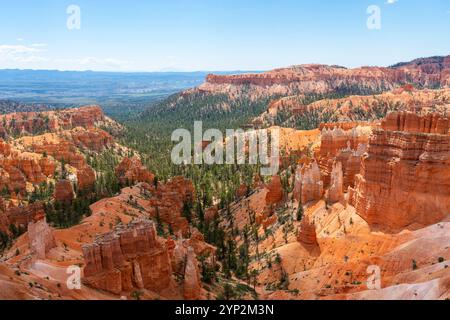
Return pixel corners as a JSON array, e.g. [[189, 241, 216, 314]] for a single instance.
[[0, 44, 47, 63], [386, 0, 398, 4], [0, 44, 41, 54], [0, 43, 132, 71], [31, 43, 48, 48]]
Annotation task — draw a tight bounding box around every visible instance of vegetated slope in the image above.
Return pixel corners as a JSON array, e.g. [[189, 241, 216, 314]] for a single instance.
[[138, 55, 450, 132], [0, 105, 132, 239], [258, 88, 450, 130], [0, 105, 251, 300], [208, 112, 449, 300]]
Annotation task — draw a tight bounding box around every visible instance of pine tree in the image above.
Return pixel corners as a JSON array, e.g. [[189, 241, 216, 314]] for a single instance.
[[297, 203, 304, 221]]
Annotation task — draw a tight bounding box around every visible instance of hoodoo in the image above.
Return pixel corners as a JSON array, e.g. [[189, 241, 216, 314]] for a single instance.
[[351, 112, 450, 231]]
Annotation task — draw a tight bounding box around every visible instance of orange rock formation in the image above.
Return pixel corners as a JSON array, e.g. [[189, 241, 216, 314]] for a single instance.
[[201, 57, 450, 99], [115, 157, 155, 185], [327, 161, 344, 203], [351, 112, 450, 231], [297, 214, 318, 248], [318, 124, 372, 188], [294, 160, 323, 204], [82, 219, 174, 295], [265, 176, 283, 207], [54, 180, 74, 204], [28, 215, 56, 260]]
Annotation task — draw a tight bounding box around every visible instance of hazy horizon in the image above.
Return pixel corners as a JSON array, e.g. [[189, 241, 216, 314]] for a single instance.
[[0, 53, 448, 74]]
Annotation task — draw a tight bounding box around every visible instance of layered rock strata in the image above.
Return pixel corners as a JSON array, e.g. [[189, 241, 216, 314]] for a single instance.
[[318, 125, 372, 188], [297, 214, 319, 248], [351, 112, 450, 231], [54, 180, 74, 204], [201, 56, 450, 97], [82, 219, 174, 295], [265, 176, 283, 207], [328, 161, 344, 203], [28, 214, 56, 260], [146, 177, 195, 235], [115, 157, 155, 186], [294, 160, 324, 204]]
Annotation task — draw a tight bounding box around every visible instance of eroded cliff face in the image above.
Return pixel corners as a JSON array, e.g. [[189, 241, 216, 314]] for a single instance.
[[115, 157, 155, 186], [350, 112, 450, 231], [82, 219, 175, 295], [381, 111, 449, 134], [66, 127, 114, 152], [294, 160, 323, 204], [0, 106, 116, 197], [54, 180, 75, 204], [0, 140, 56, 196], [80, 209, 208, 299], [318, 124, 373, 189], [201, 57, 450, 98], [262, 88, 450, 128], [327, 161, 344, 203], [28, 214, 56, 261], [0, 105, 107, 137], [146, 177, 195, 235], [0, 105, 125, 240]]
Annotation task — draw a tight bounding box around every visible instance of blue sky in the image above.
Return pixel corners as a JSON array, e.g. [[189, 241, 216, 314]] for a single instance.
[[0, 0, 449, 71]]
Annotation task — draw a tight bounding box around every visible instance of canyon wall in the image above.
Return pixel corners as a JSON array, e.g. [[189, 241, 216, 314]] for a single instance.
[[350, 112, 450, 231], [201, 57, 450, 96], [0, 105, 106, 137], [263, 87, 450, 128], [82, 219, 174, 295], [0, 106, 114, 196]]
